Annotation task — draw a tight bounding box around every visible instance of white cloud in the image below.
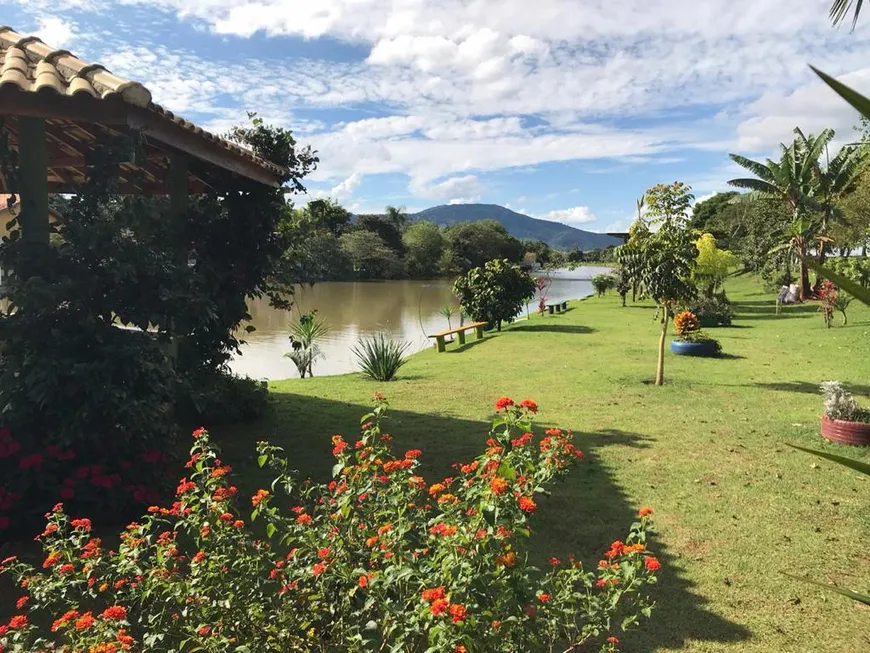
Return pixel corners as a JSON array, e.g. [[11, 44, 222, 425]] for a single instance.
[[537, 206, 597, 228], [410, 175, 482, 203], [14, 0, 870, 209], [34, 16, 76, 47], [328, 172, 363, 201]]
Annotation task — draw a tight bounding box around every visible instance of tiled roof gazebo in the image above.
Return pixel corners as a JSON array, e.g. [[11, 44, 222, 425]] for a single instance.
[[0, 25, 287, 244]]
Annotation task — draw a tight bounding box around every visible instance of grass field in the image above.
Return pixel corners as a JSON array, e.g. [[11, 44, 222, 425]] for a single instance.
[[211, 274, 870, 652]]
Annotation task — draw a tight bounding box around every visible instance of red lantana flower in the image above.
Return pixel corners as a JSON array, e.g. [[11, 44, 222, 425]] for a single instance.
[[519, 399, 538, 413], [518, 496, 537, 513], [8, 614, 27, 630], [494, 396, 515, 411], [644, 556, 661, 572], [639, 506, 654, 517], [100, 606, 127, 621], [449, 603, 467, 623]]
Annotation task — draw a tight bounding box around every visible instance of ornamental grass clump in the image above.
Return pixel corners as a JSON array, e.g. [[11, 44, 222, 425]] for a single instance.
[[352, 332, 410, 381], [0, 395, 660, 653]]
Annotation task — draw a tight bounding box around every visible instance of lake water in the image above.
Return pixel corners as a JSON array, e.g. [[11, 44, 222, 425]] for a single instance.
[[228, 267, 612, 380]]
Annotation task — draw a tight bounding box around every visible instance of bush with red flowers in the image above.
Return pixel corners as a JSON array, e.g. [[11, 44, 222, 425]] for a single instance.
[[0, 396, 659, 652]]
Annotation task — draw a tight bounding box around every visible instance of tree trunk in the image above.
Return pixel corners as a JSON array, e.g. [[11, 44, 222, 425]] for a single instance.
[[798, 244, 811, 301], [655, 303, 669, 386], [632, 283, 637, 303]]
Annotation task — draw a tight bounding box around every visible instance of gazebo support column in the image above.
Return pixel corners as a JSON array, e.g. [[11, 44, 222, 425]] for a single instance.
[[18, 117, 50, 246], [167, 152, 189, 363]]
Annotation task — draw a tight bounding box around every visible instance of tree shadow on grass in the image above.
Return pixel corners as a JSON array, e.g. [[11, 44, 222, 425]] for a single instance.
[[509, 324, 596, 335], [211, 395, 751, 652], [752, 381, 870, 397]]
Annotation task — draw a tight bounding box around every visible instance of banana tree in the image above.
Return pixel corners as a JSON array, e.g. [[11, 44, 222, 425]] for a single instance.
[[728, 130, 830, 300]]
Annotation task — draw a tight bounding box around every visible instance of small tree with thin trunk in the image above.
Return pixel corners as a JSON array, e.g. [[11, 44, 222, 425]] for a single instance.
[[621, 183, 697, 386]]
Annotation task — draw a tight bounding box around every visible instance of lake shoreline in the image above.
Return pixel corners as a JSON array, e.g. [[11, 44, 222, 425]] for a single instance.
[[230, 267, 612, 381]]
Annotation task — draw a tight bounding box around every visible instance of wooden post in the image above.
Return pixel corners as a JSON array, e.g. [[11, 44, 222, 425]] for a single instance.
[[167, 153, 189, 362], [475, 325, 484, 339], [458, 330, 466, 345], [18, 118, 50, 245], [435, 335, 446, 353]]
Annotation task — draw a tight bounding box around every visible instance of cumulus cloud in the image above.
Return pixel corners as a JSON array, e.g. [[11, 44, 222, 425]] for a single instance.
[[329, 172, 364, 201], [410, 175, 482, 203], [13, 0, 870, 208], [34, 16, 76, 47], [536, 206, 597, 228]]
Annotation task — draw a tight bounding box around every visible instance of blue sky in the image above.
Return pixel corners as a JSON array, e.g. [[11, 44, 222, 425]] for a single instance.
[[4, 0, 870, 232]]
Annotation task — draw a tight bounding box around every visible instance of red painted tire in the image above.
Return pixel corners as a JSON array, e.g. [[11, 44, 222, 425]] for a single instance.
[[821, 415, 870, 446]]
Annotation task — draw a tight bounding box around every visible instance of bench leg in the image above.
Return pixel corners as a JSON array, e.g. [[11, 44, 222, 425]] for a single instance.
[[548, 305, 554, 315], [555, 304, 561, 313], [458, 330, 466, 345], [562, 301, 568, 310], [475, 326, 484, 339], [436, 335, 446, 353]]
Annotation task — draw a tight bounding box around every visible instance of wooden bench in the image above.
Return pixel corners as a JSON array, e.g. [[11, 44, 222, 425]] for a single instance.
[[429, 321, 487, 352], [545, 301, 569, 315]]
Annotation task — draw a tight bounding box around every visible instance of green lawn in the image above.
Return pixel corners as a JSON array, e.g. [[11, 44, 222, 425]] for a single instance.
[[212, 274, 870, 652]]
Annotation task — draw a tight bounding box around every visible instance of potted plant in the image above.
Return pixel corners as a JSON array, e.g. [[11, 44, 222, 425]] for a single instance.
[[820, 381, 870, 446], [669, 310, 722, 357]]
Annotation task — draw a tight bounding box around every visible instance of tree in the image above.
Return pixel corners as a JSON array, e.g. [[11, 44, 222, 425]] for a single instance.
[[693, 233, 739, 297], [445, 220, 524, 272], [833, 169, 870, 254], [816, 141, 868, 266], [403, 220, 446, 278], [339, 230, 401, 279], [728, 128, 831, 300], [620, 182, 697, 386], [521, 239, 552, 267], [304, 198, 351, 236], [276, 207, 350, 284], [356, 213, 405, 256], [690, 192, 740, 240], [452, 259, 536, 331]]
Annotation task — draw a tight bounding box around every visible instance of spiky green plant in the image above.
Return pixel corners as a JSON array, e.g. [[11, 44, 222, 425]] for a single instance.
[[439, 304, 457, 330], [352, 333, 410, 381], [284, 312, 329, 378]]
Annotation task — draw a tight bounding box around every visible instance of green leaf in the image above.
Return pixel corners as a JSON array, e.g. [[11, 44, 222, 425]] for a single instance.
[[783, 573, 870, 605], [811, 66, 870, 120], [257, 454, 267, 468], [265, 523, 277, 538], [786, 443, 870, 476], [497, 460, 517, 481], [803, 258, 870, 306], [332, 462, 344, 478]]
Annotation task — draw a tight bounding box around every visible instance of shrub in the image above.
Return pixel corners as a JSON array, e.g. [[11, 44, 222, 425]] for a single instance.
[[453, 259, 536, 331], [176, 370, 269, 426], [673, 311, 721, 353], [684, 293, 734, 327], [673, 310, 700, 336], [0, 396, 659, 652], [820, 381, 863, 421], [591, 273, 616, 297], [353, 333, 410, 381], [817, 280, 851, 328]]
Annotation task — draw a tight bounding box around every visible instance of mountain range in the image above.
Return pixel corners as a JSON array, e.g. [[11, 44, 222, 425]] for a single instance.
[[412, 204, 621, 251]]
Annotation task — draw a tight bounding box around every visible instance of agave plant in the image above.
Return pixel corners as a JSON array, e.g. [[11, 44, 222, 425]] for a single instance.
[[284, 311, 329, 378], [352, 333, 410, 381]]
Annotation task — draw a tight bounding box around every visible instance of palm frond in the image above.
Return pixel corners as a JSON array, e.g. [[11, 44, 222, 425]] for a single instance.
[[830, 0, 864, 30]]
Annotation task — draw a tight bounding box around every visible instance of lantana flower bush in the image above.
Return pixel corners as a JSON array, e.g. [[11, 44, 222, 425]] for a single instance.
[[0, 395, 659, 652]]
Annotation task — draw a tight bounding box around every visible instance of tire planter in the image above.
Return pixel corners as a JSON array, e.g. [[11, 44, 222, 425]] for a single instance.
[[670, 339, 718, 357], [821, 415, 870, 446]]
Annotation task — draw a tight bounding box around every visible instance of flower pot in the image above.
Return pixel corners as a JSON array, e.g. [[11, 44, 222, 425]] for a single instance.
[[669, 339, 718, 357], [821, 414, 870, 446]]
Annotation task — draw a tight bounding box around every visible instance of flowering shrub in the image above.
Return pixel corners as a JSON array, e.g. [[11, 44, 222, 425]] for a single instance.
[[0, 395, 659, 652], [673, 311, 700, 336]]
